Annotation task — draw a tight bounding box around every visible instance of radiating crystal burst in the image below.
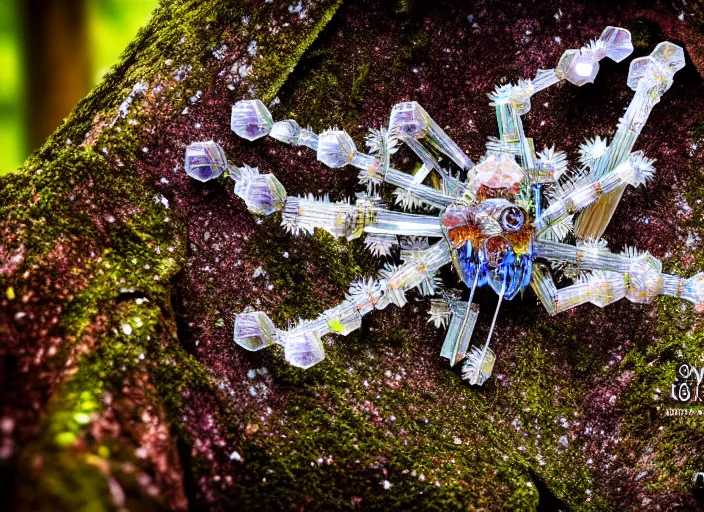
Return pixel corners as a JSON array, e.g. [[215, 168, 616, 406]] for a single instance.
[[186, 27, 703, 387]]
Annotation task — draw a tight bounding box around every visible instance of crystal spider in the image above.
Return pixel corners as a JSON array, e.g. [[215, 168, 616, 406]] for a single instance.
[[184, 27, 704, 385]]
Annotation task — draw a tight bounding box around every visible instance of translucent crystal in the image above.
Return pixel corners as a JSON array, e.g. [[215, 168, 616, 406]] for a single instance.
[[270, 119, 301, 145], [323, 300, 362, 335], [184, 141, 228, 182], [298, 129, 319, 151], [317, 130, 357, 168], [462, 346, 496, 386], [586, 272, 626, 307], [389, 101, 472, 170], [563, 52, 599, 86], [231, 99, 273, 141], [284, 332, 326, 369], [281, 195, 358, 239], [680, 273, 704, 310], [627, 42, 685, 92], [467, 154, 524, 194], [598, 26, 634, 63], [651, 41, 686, 73], [233, 165, 287, 215], [389, 102, 428, 138], [234, 311, 277, 351], [555, 49, 579, 79], [440, 301, 479, 366]]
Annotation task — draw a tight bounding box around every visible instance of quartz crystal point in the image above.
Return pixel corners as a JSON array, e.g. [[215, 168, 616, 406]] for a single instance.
[[462, 346, 496, 386], [389, 101, 473, 170], [270, 119, 302, 145], [234, 311, 278, 351], [627, 41, 685, 92], [284, 332, 326, 369], [556, 27, 633, 87], [232, 164, 286, 215], [467, 153, 524, 195], [184, 140, 228, 182], [557, 49, 599, 86], [317, 129, 357, 168], [598, 26, 634, 62], [440, 300, 479, 366], [231, 99, 273, 141]]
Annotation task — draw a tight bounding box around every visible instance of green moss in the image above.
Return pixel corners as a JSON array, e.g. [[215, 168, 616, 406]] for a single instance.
[[351, 63, 370, 103], [256, 1, 343, 104]]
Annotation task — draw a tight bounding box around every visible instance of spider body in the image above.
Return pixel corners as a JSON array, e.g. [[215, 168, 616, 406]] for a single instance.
[[442, 199, 534, 300]]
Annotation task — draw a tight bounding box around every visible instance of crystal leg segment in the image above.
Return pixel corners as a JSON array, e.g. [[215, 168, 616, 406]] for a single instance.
[[233, 242, 452, 368], [440, 299, 480, 367], [574, 42, 685, 240], [537, 152, 655, 233]]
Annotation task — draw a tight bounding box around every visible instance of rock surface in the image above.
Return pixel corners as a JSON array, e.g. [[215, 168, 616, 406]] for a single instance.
[[2, 0, 704, 510]]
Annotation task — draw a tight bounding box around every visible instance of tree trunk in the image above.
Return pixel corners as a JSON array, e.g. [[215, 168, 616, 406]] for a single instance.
[[2, 0, 704, 510], [21, 0, 90, 151]]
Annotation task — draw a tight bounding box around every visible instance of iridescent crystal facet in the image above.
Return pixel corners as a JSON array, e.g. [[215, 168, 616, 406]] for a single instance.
[[185, 141, 228, 182], [234, 311, 278, 351], [317, 130, 357, 168], [231, 99, 273, 141], [233, 165, 286, 215], [284, 332, 326, 369]]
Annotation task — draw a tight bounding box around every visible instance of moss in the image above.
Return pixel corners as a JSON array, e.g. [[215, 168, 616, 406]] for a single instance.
[[247, 215, 376, 325], [256, 1, 343, 104], [226, 341, 545, 510], [350, 63, 370, 103], [17, 297, 215, 510]]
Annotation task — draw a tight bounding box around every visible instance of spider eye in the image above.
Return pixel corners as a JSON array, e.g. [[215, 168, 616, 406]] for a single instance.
[[499, 206, 525, 232]]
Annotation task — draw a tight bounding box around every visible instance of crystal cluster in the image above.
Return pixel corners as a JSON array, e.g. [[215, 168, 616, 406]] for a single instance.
[[184, 27, 701, 386]]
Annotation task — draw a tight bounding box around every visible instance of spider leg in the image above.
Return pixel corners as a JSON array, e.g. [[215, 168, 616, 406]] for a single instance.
[[230, 99, 459, 210], [387, 101, 471, 195], [234, 241, 452, 368], [535, 151, 654, 234], [574, 41, 686, 240], [532, 250, 704, 315], [280, 194, 444, 241], [490, 27, 633, 173]]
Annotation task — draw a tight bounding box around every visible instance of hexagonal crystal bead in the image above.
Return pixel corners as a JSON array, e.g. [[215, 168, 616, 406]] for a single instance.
[[233, 166, 287, 216], [234, 311, 278, 351], [270, 119, 301, 145], [563, 52, 599, 86], [231, 99, 273, 141], [317, 130, 357, 168], [389, 101, 429, 138], [598, 26, 633, 63], [627, 42, 685, 92], [284, 332, 326, 369], [184, 141, 228, 182], [323, 300, 362, 335]]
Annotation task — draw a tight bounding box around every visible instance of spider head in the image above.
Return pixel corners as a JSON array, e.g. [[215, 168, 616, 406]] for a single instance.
[[441, 198, 534, 299]]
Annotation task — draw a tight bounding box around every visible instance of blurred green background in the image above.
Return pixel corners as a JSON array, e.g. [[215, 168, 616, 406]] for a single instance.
[[0, 0, 159, 175]]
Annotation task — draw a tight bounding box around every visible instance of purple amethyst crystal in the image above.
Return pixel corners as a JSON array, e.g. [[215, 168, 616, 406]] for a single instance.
[[231, 99, 273, 141], [184, 141, 228, 182]]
